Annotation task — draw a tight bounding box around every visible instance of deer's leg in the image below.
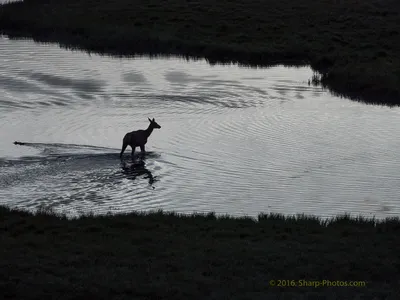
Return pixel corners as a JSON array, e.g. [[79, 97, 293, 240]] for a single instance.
[[120, 142, 128, 159], [139, 145, 146, 159], [131, 146, 136, 158]]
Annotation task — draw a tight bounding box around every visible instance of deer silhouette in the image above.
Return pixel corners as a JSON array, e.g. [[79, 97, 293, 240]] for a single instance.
[[120, 118, 161, 159]]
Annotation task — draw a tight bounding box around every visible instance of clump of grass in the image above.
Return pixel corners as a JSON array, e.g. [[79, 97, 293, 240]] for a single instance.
[[308, 73, 323, 86], [1, 205, 400, 299], [0, 0, 400, 105]]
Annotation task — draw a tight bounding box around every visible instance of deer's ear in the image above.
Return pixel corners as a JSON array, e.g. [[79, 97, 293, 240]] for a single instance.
[[152, 118, 155, 122], [148, 117, 152, 122]]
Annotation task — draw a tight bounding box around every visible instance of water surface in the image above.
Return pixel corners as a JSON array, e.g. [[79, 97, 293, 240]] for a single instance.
[[1, 37, 400, 219]]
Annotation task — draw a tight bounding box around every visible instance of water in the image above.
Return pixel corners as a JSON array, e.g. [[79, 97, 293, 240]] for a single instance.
[[1, 37, 400, 219]]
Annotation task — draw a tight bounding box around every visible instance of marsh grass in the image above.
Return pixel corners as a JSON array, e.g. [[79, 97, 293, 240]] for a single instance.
[[1, 205, 400, 299], [0, 0, 400, 106]]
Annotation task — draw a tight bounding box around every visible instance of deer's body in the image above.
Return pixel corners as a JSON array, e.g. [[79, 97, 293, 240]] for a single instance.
[[120, 118, 161, 159]]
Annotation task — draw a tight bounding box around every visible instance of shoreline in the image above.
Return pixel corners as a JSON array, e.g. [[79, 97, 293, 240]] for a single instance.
[[1, 0, 400, 105]]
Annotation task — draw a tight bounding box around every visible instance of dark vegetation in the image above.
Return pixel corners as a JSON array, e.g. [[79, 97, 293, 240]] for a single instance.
[[0, 0, 400, 105], [1, 205, 400, 299]]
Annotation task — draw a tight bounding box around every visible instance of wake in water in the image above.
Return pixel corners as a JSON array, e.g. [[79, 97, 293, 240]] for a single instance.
[[13, 140, 119, 153], [1, 141, 164, 214], [12, 141, 160, 158]]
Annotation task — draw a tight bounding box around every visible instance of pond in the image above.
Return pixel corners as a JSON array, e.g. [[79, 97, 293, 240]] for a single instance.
[[1, 37, 400, 219]]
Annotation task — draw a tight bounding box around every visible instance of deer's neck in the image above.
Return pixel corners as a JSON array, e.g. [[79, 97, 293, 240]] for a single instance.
[[145, 125, 154, 138]]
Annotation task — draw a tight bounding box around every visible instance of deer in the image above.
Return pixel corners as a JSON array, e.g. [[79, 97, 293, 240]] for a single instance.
[[120, 118, 161, 159]]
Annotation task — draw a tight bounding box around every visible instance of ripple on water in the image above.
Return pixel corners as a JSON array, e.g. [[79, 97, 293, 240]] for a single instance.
[[121, 71, 148, 84], [0, 144, 173, 214]]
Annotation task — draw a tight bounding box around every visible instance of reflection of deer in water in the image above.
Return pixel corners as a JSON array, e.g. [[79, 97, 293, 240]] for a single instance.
[[121, 160, 156, 187], [120, 118, 161, 159]]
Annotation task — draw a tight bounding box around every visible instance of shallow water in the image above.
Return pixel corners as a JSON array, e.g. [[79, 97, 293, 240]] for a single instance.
[[1, 37, 400, 219]]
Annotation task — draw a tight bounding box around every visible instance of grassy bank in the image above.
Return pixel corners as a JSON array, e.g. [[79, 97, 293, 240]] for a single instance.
[[0, 0, 400, 106], [1, 205, 400, 299]]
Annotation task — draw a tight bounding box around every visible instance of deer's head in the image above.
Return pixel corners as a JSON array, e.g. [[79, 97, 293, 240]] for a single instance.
[[148, 117, 161, 129]]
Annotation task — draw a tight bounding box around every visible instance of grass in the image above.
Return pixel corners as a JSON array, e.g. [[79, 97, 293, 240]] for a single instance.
[[0, 0, 400, 106], [1, 205, 400, 299]]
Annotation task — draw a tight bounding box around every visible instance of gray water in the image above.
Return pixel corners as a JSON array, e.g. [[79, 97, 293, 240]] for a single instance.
[[1, 37, 400, 219]]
